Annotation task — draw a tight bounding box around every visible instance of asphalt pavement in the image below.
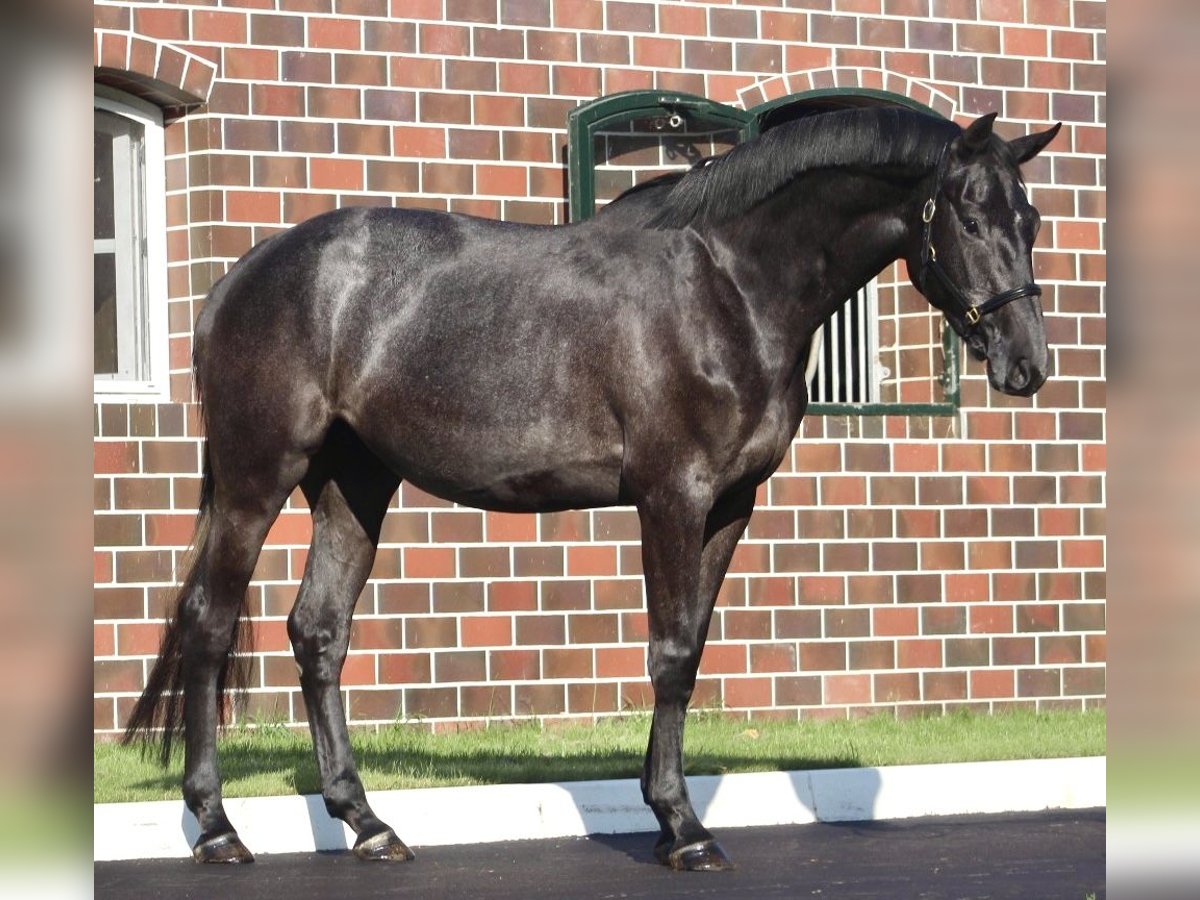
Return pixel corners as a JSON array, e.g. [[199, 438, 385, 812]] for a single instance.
[[95, 808, 1105, 899]]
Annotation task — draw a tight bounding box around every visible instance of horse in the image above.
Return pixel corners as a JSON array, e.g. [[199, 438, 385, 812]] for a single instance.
[[124, 107, 1060, 871]]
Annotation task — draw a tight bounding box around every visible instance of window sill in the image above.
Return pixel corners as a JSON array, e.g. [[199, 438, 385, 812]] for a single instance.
[[93, 380, 173, 405], [807, 402, 957, 417]]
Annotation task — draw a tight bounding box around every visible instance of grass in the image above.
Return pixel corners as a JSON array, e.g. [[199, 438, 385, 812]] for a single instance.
[[95, 707, 1105, 804]]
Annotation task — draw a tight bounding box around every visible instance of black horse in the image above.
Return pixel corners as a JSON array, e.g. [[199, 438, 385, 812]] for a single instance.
[[125, 108, 1060, 870]]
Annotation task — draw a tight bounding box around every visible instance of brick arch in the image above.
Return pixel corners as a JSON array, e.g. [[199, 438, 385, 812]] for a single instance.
[[735, 68, 959, 122], [94, 28, 216, 116]]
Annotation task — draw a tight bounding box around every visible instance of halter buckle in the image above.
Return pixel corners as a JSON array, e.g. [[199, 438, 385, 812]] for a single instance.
[[922, 198, 936, 224], [965, 306, 981, 326]]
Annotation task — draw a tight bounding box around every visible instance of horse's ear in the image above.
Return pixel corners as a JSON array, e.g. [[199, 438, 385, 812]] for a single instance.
[[955, 112, 998, 157], [1007, 122, 1063, 164]]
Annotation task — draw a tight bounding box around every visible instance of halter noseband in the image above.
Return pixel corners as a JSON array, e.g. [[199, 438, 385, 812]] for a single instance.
[[918, 143, 1042, 335]]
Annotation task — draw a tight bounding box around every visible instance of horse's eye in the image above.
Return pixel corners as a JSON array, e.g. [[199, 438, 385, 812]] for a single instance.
[[962, 218, 980, 236]]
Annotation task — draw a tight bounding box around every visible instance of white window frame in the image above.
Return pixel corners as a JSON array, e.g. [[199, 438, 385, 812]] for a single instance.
[[94, 86, 169, 401]]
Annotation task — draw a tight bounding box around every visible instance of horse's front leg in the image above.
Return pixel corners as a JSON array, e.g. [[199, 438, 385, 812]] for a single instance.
[[637, 486, 756, 871]]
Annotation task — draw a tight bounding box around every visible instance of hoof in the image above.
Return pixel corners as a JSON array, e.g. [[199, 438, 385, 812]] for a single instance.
[[353, 829, 415, 862], [192, 831, 254, 864], [657, 838, 734, 872]]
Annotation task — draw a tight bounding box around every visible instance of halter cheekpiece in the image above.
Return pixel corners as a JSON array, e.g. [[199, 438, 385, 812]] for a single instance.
[[918, 143, 1042, 334]]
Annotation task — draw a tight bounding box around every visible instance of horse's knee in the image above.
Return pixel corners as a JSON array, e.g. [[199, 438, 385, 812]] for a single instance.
[[648, 640, 701, 704], [288, 611, 346, 685]]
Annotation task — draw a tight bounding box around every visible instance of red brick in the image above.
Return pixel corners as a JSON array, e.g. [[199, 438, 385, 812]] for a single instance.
[[393, 125, 445, 158], [309, 16, 361, 50], [459, 547, 510, 578], [762, 11, 806, 42], [143, 513, 195, 547], [776, 675, 822, 706], [581, 32, 629, 64], [595, 578, 643, 614], [263, 513, 311, 546], [825, 674, 871, 705], [873, 607, 918, 637], [849, 641, 895, 670], [750, 643, 796, 673], [544, 648, 591, 679], [553, 64, 602, 96], [541, 580, 589, 611], [134, 7, 189, 41], [461, 615, 512, 648], [822, 476, 867, 506], [516, 614, 566, 646], [487, 648, 537, 681], [339, 654, 376, 686], [420, 23, 470, 55], [406, 686, 458, 718], [338, 122, 391, 156], [309, 158, 363, 191], [971, 669, 1014, 699], [350, 619, 404, 652], [95, 659, 144, 693], [923, 671, 967, 701], [800, 642, 846, 672], [873, 672, 919, 703], [568, 613, 619, 645], [404, 547, 455, 578], [487, 581, 537, 612], [434, 650, 487, 683], [391, 56, 442, 88], [896, 638, 940, 668], [552, 0, 601, 29], [945, 574, 990, 603], [224, 47, 280, 82], [596, 646, 644, 678], [194, 10, 247, 43], [893, 443, 939, 472], [514, 683, 564, 715], [724, 677, 773, 708], [476, 164, 529, 197], [969, 604, 1013, 634], [527, 29, 577, 61]]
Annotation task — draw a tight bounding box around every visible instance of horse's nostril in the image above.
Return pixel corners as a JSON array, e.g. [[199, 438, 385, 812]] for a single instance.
[[1008, 359, 1031, 391]]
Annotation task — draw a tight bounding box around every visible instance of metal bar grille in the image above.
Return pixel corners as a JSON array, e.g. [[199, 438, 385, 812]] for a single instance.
[[808, 282, 881, 404]]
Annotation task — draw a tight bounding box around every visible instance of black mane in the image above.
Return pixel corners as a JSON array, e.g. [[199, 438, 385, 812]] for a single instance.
[[650, 106, 961, 229]]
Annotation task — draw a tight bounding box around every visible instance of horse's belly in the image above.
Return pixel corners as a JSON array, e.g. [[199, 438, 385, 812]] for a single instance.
[[412, 462, 622, 513], [403, 452, 624, 513], [351, 413, 625, 513]]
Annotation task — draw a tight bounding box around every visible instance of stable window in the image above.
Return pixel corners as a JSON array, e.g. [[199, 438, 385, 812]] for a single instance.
[[567, 89, 959, 416], [94, 88, 168, 398]]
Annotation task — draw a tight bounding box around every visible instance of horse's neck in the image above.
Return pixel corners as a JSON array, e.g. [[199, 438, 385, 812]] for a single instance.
[[710, 168, 919, 361]]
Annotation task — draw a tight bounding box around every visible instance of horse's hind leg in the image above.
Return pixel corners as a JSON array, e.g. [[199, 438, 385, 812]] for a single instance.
[[182, 473, 304, 862], [289, 426, 410, 860]]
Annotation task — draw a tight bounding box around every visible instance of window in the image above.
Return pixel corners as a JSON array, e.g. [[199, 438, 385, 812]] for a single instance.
[[93, 88, 167, 398], [566, 90, 756, 223], [567, 89, 960, 416], [807, 282, 882, 405]]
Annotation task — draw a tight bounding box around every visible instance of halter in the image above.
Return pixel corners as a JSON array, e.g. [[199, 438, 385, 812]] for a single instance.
[[918, 143, 1042, 335]]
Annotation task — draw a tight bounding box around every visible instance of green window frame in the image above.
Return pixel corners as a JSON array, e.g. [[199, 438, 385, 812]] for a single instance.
[[566, 88, 960, 418]]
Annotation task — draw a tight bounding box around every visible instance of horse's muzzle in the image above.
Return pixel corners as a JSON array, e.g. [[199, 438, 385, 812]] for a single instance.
[[1002, 357, 1048, 397]]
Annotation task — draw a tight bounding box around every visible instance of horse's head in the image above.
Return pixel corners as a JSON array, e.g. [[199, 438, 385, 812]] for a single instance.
[[910, 113, 1061, 397]]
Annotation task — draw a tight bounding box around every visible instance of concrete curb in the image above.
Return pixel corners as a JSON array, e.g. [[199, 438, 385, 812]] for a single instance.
[[94, 756, 1105, 861]]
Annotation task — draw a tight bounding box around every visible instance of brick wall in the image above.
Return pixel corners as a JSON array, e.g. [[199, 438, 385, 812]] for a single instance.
[[93, 0, 1106, 735]]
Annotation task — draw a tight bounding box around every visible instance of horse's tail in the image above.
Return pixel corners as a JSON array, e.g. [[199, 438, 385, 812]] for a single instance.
[[122, 360, 255, 765], [121, 447, 217, 764]]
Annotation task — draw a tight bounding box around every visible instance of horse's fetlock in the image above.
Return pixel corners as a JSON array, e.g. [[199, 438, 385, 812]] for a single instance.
[[322, 769, 367, 820]]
